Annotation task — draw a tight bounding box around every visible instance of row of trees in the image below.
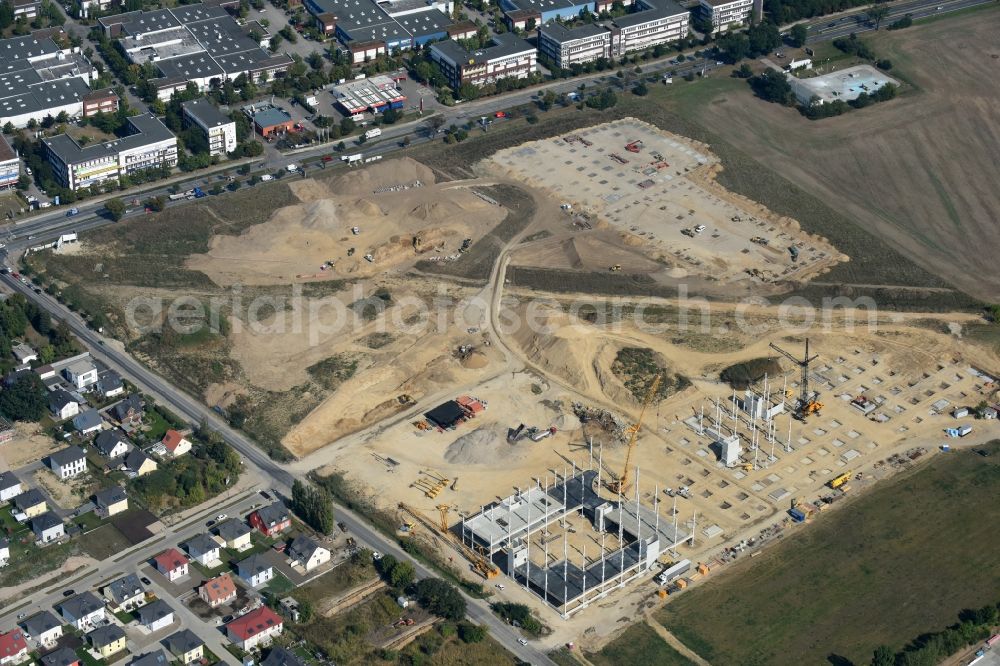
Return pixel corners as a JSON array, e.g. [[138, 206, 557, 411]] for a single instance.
[[291, 479, 335, 534], [869, 602, 1000, 666], [716, 21, 783, 63]]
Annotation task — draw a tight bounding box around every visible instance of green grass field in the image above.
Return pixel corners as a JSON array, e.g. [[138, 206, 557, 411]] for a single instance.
[[654, 441, 1000, 665], [586, 622, 695, 666]]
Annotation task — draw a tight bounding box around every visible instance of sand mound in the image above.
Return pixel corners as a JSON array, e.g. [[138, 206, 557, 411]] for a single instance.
[[461, 352, 489, 369], [352, 198, 385, 219], [334, 157, 436, 196], [445, 426, 525, 465], [553, 413, 582, 431]]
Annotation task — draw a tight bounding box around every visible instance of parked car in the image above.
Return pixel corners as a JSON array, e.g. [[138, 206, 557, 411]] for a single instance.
[[62, 589, 75, 597]]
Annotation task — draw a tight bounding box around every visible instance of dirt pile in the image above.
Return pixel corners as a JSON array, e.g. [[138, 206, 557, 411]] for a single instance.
[[334, 157, 436, 196], [444, 426, 527, 465]]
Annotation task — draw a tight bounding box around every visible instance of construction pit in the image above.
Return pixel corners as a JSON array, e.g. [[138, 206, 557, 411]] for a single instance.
[[485, 117, 845, 286], [308, 311, 1000, 641]]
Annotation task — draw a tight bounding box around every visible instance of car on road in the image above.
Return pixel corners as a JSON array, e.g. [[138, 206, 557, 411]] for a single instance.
[[62, 589, 75, 597], [495, 583, 505, 589], [66, 207, 79, 217], [216, 513, 227, 522], [372, 551, 382, 561], [260, 174, 273, 182], [141, 577, 151, 585], [260, 490, 271, 499], [17, 613, 26, 620], [518, 638, 528, 646], [322, 155, 333, 162]]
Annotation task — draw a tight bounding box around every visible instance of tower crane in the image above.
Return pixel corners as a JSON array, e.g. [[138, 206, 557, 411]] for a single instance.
[[769, 338, 822, 418], [607, 374, 661, 495]]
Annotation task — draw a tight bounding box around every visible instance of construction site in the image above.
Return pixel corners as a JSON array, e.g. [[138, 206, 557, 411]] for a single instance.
[[484, 118, 845, 287]]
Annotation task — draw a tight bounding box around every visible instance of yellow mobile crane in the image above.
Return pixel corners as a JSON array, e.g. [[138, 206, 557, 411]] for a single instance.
[[398, 503, 499, 579], [607, 374, 661, 495]]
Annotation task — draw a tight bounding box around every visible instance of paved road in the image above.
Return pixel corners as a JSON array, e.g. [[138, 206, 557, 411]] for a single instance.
[[0, 272, 554, 665], [804, 0, 993, 42]]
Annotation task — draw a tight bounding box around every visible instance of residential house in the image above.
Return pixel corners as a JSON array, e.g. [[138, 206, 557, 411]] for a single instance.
[[94, 429, 132, 459], [86, 624, 127, 659], [289, 535, 330, 572], [225, 606, 283, 651], [0, 472, 22, 503], [39, 647, 79, 666], [249, 502, 291, 537], [236, 554, 273, 588], [137, 599, 174, 633], [63, 359, 98, 390], [153, 548, 189, 582], [49, 445, 87, 479], [182, 534, 221, 567], [96, 370, 125, 398], [0, 539, 7, 567], [11, 343, 37, 366], [12, 489, 47, 519], [198, 573, 237, 608], [59, 592, 106, 630], [104, 574, 146, 612], [111, 394, 144, 427], [129, 650, 168, 666], [213, 519, 252, 551], [0, 629, 28, 666], [32, 512, 65, 543], [48, 390, 79, 421], [162, 629, 204, 664], [161, 430, 192, 457], [72, 410, 104, 436], [94, 486, 129, 518], [124, 449, 158, 477], [19, 611, 63, 648], [262, 646, 307, 666]]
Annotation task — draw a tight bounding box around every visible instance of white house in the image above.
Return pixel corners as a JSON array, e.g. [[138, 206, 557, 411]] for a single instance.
[[48, 390, 80, 421], [31, 512, 65, 543], [59, 592, 106, 631], [225, 606, 283, 651], [236, 554, 273, 588], [137, 599, 174, 633], [161, 430, 192, 457], [94, 430, 132, 459], [288, 535, 331, 572], [96, 371, 125, 398], [154, 549, 189, 582], [0, 539, 8, 568], [19, 611, 63, 648], [104, 574, 146, 612], [62, 359, 98, 389], [182, 534, 221, 568], [0, 472, 22, 503], [49, 446, 87, 480]]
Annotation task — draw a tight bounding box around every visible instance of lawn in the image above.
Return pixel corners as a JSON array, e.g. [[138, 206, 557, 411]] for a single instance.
[[656, 441, 1000, 665], [264, 572, 296, 597], [292, 555, 377, 607], [0, 537, 77, 588], [586, 622, 694, 666]]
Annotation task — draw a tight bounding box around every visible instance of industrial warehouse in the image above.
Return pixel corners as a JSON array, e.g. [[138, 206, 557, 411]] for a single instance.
[[461, 469, 692, 616], [331, 75, 407, 116]]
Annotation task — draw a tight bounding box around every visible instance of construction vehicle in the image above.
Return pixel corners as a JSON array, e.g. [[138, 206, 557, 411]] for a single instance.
[[399, 503, 499, 579], [828, 471, 852, 489], [742, 463, 754, 472], [609, 264, 622, 272], [769, 339, 823, 419], [625, 140, 643, 153], [607, 374, 662, 495]]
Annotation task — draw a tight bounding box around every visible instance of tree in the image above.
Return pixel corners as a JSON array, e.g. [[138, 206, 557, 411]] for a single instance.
[[146, 195, 166, 212], [748, 70, 794, 105], [632, 82, 648, 96], [105, 197, 126, 221], [413, 579, 466, 620], [290, 479, 334, 534], [867, 3, 890, 30], [457, 622, 487, 643], [789, 23, 808, 47], [376, 554, 416, 588], [0, 373, 47, 422], [871, 645, 894, 666]]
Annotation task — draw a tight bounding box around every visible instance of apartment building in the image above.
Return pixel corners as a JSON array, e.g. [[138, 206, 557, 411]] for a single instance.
[[181, 98, 236, 157], [698, 0, 754, 30], [538, 22, 612, 69], [43, 114, 177, 191], [429, 34, 536, 89]]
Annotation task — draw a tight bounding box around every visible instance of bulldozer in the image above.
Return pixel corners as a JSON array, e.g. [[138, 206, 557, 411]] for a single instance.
[[609, 264, 622, 272]]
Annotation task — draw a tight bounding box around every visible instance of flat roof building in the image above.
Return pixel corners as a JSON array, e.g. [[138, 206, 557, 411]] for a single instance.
[[0, 32, 97, 128], [538, 22, 612, 69], [0, 134, 19, 190], [182, 98, 237, 156], [698, 0, 754, 30], [331, 75, 406, 115], [429, 34, 537, 89], [43, 113, 177, 191]]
